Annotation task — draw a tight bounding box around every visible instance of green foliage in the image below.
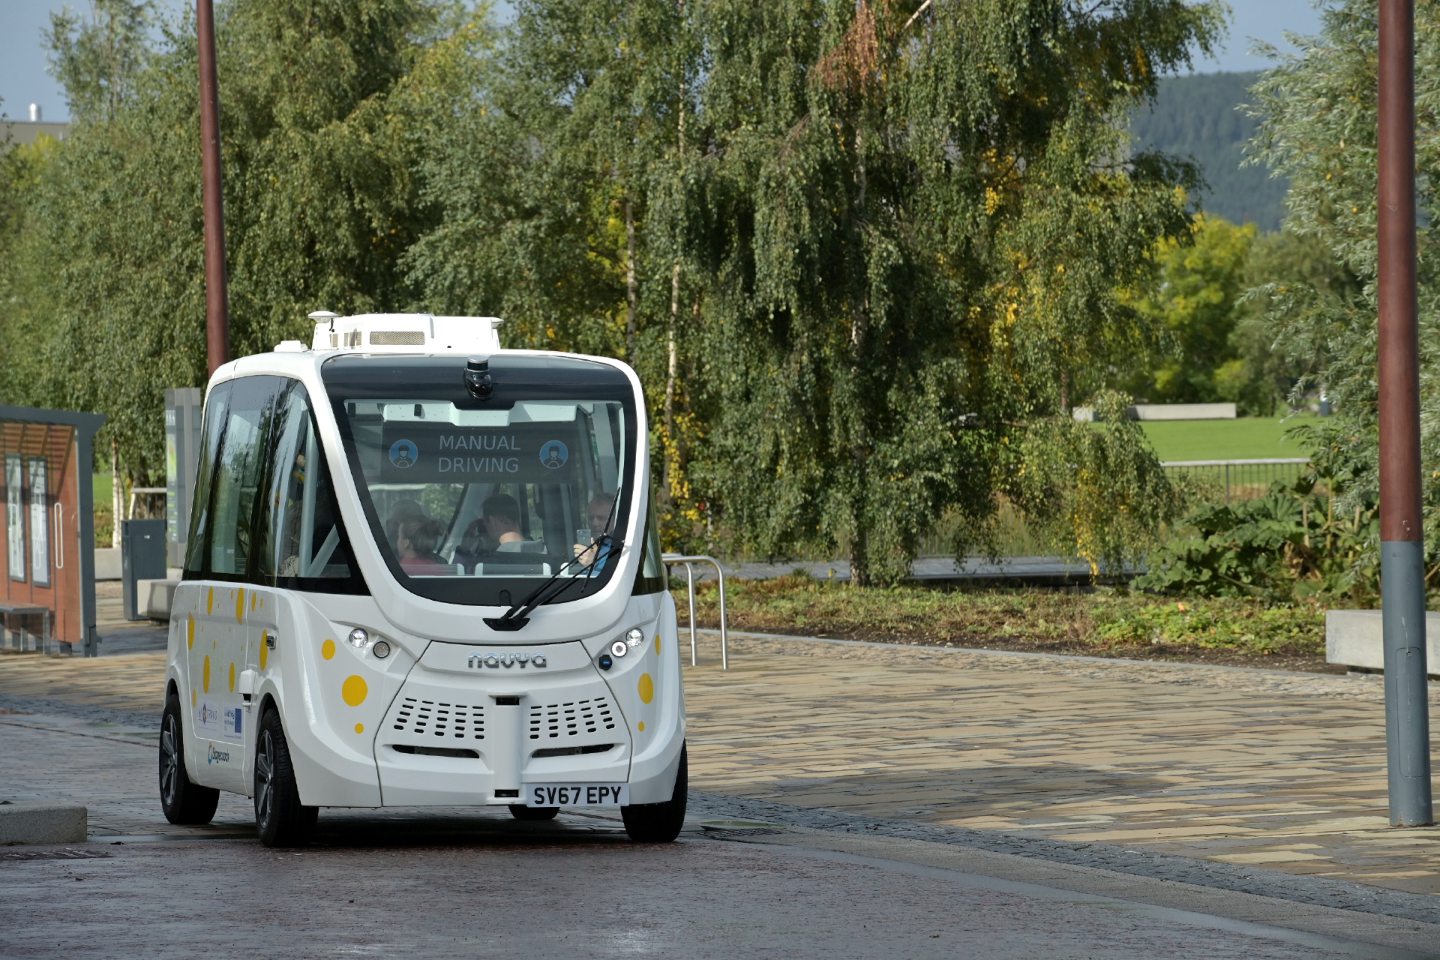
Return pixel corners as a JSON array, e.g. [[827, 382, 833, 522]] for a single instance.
[[1124, 214, 1255, 404], [0, 0, 469, 486], [1129, 71, 1287, 230], [674, 574, 1326, 660], [1137, 474, 1379, 603], [1249, 0, 1440, 569], [690, 0, 1222, 585]]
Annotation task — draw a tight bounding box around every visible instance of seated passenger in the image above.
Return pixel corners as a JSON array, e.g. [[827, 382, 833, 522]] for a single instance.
[[453, 517, 490, 573], [395, 517, 451, 575], [573, 492, 616, 572], [481, 493, 527, 550]]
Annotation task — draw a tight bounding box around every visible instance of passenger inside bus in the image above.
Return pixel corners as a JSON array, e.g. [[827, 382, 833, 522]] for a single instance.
[[574, 492, 615, 571], [395, 516, 451, 574], [482, 493, 530, 551]]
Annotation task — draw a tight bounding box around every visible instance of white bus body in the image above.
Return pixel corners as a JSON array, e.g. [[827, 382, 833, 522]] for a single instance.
[[158, 313, 686, 846]]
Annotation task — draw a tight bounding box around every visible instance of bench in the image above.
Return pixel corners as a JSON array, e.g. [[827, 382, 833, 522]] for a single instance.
[[0, 602, 52, 653]]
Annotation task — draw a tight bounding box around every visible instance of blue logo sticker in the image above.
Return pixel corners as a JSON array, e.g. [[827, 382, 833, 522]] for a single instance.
[[389, 439, 418, 469], [539, 440, 569, 469]]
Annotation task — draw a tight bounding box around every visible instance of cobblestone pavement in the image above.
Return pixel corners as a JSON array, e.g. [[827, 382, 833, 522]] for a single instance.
[[3, 584, 1439, 905]]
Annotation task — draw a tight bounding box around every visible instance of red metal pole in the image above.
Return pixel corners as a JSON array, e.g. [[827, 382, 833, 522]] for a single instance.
[[1377, 0, 1432, 827], [198, 0, 230, 375]]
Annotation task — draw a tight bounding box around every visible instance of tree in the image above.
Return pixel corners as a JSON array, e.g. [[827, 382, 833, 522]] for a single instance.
[[44, 0, 155, 123], [688, 0, 1223, 584], [405, 0, 709, 542], [1125, 214, 1256, 405], [1, 0, 469, 489], [1249, 0, 1440, 579]]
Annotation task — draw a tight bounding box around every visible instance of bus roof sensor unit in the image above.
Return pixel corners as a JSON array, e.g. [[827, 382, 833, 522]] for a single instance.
[[308, 310, 504, 354]]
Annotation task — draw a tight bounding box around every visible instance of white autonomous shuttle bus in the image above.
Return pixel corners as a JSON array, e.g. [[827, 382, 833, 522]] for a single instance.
[[158, 312, 685, 846]]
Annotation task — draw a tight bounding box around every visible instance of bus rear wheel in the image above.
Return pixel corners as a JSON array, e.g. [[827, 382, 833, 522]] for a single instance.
[[254, 708, 317, 847], [158, 693, 219, 825], [621, 743, 687, 843]]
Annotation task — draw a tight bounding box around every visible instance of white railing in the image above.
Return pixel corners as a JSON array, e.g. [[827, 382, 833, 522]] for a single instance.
[[662, 553, 729, 670]]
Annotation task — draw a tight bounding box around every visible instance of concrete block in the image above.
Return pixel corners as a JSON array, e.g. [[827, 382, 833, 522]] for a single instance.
[[0, 802, 87, 844], [137, 578, 178, 621], [93, 547, 122, 581], [1130, 403, 1237, 421], [1325, 609, 1440, 676]]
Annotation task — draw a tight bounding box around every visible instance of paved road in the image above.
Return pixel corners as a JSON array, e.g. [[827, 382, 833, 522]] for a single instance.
[[3, 581, 1439, 957], [2, 714, 1437, 959]]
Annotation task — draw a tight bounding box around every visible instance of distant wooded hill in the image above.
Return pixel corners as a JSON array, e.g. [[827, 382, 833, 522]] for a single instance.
[[1130, 71, 1287, 232]]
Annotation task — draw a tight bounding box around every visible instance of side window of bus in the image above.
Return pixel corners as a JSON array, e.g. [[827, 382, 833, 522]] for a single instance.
[[255, 383, 356, 585], [207, 377, 277, 578], [633, 492, 665, 595], [183, 384, 229, 577]]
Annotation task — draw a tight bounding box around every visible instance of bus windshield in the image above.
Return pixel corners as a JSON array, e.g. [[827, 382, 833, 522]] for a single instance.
[[322, 355, 637, 607]]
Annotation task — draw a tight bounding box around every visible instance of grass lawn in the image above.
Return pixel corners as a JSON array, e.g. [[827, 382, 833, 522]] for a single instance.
[[1140, 415, 1313, 462]]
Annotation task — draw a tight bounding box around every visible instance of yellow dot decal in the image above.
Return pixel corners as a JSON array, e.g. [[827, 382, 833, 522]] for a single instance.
[[322, 638, 336, 660], [638, 721, 646, 733], [250, 592, 257, 611], [654, 634, 661, 653], [202, 656, 211, 693], [341, 675, 368, 707], [638, 673, 654, 705], [235, 589, 245, 623], [191, 688, 197, 708], [355, 723, 365, 734], [206, 588, 214, 615], [259, 634, 269, 671], [228, 662, 236, 692], [186, 617, 195, 650]]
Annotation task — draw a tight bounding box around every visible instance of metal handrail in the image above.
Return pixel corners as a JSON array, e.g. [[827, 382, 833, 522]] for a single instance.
[[661, 553, 729, 670]]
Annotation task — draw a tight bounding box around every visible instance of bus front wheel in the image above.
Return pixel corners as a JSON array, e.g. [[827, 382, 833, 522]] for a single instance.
[[620, 743, 687, 843], [254, 708, 318, 847]]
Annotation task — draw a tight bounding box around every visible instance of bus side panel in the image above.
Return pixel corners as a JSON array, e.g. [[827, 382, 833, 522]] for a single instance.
[[171, 582, 251, 793], [250, 591, 415, 807], [163, 600, 200, 783], [603, 593, 685, 805]]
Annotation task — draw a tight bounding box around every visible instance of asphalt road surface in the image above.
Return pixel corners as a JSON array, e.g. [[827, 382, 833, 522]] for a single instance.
[[3, 797, 1438, 958]]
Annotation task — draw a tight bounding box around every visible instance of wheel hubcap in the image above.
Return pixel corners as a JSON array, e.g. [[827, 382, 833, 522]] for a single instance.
[[160, 713, 178, 805], [255, 730, 273, 825]]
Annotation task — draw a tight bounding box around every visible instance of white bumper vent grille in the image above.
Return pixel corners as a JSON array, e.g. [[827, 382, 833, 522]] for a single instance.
[[392, 697, 487, 741], [528, 697, 618, 741]]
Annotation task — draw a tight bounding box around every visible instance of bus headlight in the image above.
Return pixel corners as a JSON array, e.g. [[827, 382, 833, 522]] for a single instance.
[[626, 628, 643, 647], [371, 640, 391, 659], [347, 628, 370, 648], [610, 640, 629, 658]]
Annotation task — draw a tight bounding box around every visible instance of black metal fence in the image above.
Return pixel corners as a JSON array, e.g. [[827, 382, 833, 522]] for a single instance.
[[1160, 458, 1311, 505]]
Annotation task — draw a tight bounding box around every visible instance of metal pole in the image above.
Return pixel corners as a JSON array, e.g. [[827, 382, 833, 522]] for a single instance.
[[198, 0, 230, 375], [685, 562, 697, 667], [1377, 0, 1432, 827]]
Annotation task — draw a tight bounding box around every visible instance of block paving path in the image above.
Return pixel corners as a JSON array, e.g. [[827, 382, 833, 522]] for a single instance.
[[2, 590, 1439, 898]]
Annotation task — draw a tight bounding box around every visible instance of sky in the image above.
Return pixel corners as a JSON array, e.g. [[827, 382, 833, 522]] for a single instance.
[[2, 1, 1327, 123]]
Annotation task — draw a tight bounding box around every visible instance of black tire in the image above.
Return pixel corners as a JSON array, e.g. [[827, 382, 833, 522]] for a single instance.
[[508, 804, 560, 821], [621, 743, 687, 843], [158, 693, 220, 825], [254, 708, 317, 847]]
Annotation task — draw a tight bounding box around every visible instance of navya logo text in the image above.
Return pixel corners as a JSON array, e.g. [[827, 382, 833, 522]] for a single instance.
[[389, 439, 419, 469], [207, 745, 231, 765], [467, 653, 548, 669], [198, 703, 219, 726]]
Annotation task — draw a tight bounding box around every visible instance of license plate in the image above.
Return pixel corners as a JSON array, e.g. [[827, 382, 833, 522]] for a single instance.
[[523, 783, 629, 807]]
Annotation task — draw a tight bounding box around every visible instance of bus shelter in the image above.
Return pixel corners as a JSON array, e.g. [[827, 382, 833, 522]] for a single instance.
[[0, 406, 106, 656]]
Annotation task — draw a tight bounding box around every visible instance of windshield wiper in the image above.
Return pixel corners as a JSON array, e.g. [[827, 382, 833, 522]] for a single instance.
[[483, 534, 622, 632]]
